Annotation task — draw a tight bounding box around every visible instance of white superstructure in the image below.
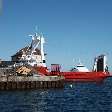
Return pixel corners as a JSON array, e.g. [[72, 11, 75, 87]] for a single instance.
[[93, 54, 108, 72], [70, 59, 89, 72], [28, 32, 46, 67], [12, 30, 46, 67]]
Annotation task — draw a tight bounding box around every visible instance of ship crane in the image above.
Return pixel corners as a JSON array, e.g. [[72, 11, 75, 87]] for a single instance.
[[19, 30, 46, 67], [29, 32, 46, 67]]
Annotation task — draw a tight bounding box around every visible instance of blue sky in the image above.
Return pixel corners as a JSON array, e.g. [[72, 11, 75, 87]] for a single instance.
[[0, 0, 112, 71]]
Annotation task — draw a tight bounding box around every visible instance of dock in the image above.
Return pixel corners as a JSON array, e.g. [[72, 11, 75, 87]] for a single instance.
[[0, 75, 64, 90], [0, 67, 64, 90]]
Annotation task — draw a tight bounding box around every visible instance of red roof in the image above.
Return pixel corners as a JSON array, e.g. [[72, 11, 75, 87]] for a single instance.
[[12, 46, 41, 57]]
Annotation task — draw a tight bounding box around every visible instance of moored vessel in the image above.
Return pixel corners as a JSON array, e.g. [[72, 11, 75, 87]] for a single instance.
[[50, 54, 110, 82], [11, 30, 110, 82]]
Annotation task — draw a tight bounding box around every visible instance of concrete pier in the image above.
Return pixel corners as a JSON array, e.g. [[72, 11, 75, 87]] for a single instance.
[[0, 76, 64, 90]]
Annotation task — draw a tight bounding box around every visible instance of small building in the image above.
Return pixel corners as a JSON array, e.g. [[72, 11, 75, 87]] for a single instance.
[[0, 61, 14, 68]]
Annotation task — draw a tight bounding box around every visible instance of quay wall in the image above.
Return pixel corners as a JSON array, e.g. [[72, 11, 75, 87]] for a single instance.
[[0, 67, 64, 90], [0, 76, 64, 90]]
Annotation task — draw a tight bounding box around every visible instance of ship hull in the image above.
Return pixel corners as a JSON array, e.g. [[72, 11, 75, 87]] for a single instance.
[[33, 66, 110, 82], [65, 77, 106, 82], [59, 72, 110, 82]]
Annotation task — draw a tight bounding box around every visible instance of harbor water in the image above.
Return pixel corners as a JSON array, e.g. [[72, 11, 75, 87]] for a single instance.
[[0, 77, 112, 112]]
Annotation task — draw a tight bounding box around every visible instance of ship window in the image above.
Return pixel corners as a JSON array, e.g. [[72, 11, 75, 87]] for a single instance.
[[77, 66, 84, 67]]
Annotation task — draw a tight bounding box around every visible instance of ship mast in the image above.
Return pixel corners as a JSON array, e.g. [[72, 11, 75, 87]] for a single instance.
[[40, 33, 46, 67], [29, 28, 46, 67]]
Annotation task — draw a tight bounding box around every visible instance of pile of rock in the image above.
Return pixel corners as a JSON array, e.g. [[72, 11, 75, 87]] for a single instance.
[[0, 64, 43, 77], [16, 64, 43, 76]]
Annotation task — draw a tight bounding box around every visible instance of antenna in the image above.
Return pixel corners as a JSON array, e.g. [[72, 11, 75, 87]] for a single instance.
[[35, 26, 38, 36], [72, 58, 75, 68], [78, 58, 81, 65], [36, 26, 38, 31]]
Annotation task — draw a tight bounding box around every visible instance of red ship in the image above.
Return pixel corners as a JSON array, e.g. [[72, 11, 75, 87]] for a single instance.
[[12, 30, 110, 82], [34, 54, 110, 82], [48, 55, 110, 82]]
